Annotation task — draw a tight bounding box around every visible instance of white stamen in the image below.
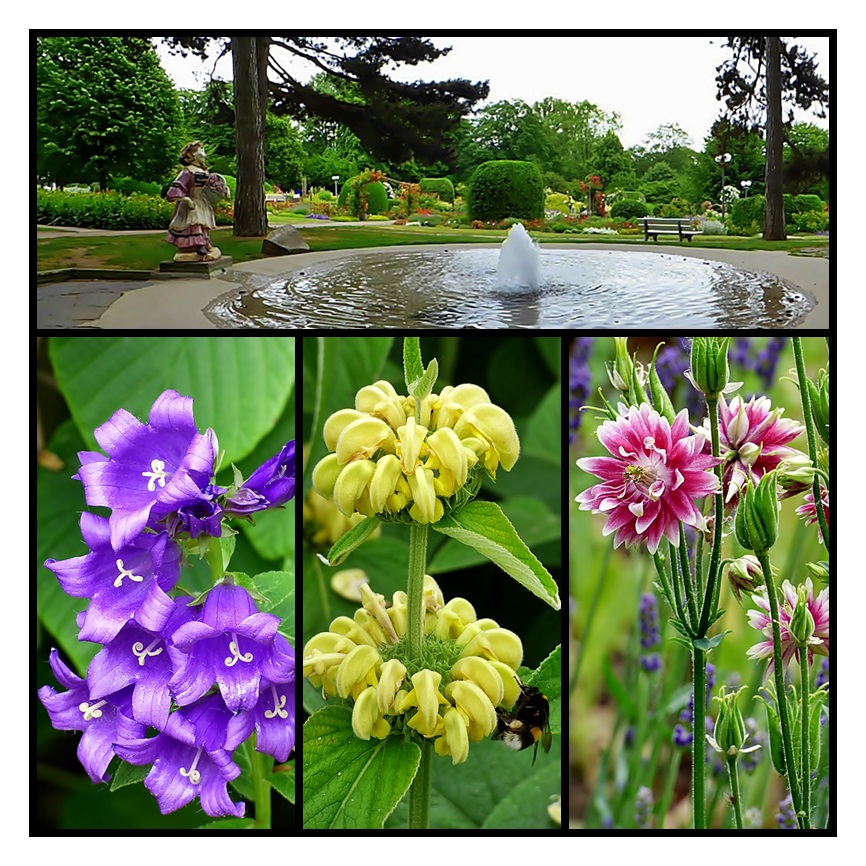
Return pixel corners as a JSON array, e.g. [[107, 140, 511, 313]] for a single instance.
[[180, 747, 203, 785], [132, 639, 163, 666], [114, 559, 145, 588], [79, 700, 108, 720], [142, 458, 169, 492], [224, 633, 254, 667], [264, 684, 289, 719]]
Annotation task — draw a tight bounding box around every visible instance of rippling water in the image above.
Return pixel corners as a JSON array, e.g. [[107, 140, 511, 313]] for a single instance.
[[206, 248, 814, 329]]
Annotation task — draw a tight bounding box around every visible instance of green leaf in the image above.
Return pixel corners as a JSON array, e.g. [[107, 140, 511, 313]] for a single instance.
[[525, 645, 562, 734], [251, 569, 295, 643], [402, 336, 424, 391], [692, 631, 731, 653], [480, 759, 561, 829], [602, 657, 636, 722], [109, 759, 149, 791], [303, 706, 421, 829], [269, 762, 296, 804], [428, 497, 559, 574], [432, 501, 560, 610], [522, 382, 561, 464], [49, 337, 295, 466], [325, 516, 381, 567]]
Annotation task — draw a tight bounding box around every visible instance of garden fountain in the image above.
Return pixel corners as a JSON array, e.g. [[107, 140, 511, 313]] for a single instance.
[[205, 230, 815, 329], [495, 223, 541, 289]]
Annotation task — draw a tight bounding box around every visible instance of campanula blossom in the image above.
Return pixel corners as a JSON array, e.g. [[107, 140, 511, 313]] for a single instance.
[[75, 390, 219, 550], [224, 440, 296, 516], [44, 512, 181, 644], [114, 693, 245, 818], [37, 649, 146, 783], [169, 582, 290, 712], [576, 403, 720, 554]]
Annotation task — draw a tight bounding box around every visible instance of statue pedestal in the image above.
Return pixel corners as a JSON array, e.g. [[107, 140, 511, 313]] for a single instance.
[[158, 257, 233, 278]]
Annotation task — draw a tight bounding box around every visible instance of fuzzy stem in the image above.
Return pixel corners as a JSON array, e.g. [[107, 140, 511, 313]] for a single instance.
[[799, 645, 812, 828], [249, 736, 272, 829], [726, 756, 743, 829], [756, 548, 805, 828], [697, 395, 725, 636], [408, 738, 433, 829], [791, 337, 830, 554], [406, 522, 429, 662], [692, 647, 707, 829]]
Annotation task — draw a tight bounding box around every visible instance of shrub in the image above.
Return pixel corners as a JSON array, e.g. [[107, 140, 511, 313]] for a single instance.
[[419, 177, 455, 203], [609, 199, 648, 220], [36, 189, 179, 230], [337, 176, 389, 215], [409, 213, 443, 227], [467, 160, 544, 222], [658, 198, 692, 218], [701, 220, 727, 235], [728, 195, 765, 231], [790, 210, 830, 233], [291, 204, 311, 215]]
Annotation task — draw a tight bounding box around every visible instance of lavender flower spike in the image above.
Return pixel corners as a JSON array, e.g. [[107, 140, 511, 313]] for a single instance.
[[75, 390, 218, 551], [224, 440, 296, 516]]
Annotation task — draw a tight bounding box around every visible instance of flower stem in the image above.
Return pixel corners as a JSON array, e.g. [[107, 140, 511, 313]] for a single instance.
[[799, 645, 812, 828], [408, 739, 433, 829], [756, 549, 805, 828], [697, 395, 724, 636], [692, 646, 706, 829], [249, 736, 272, 829], [407, 522, 429, 662], [726, 757, 743, 829], [791, 337, 830, 555], [570, 541, 612, 696]]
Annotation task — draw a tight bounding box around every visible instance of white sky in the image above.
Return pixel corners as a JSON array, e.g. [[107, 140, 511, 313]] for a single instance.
[[155, 35, 831, 151]]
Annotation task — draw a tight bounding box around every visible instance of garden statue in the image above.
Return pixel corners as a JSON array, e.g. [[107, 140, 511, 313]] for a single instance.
[[165, 141, 230, 262]]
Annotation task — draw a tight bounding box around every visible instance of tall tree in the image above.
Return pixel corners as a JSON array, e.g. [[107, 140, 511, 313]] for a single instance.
[[715, 36, 829, 240], [36, 37, 181, 189], [166, 36, 488, 235]]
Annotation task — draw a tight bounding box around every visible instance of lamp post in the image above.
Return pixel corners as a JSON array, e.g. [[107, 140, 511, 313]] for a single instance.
[[740, 179, 752, 198], [332, 175, 340, 196], [715, 153, 732, 219]]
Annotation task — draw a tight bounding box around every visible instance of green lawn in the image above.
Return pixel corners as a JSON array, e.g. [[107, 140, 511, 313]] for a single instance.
[[36, 224, 829, 272]]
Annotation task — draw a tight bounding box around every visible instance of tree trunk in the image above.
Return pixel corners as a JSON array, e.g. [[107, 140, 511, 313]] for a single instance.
[[232, 36, 268, 237], [763, 36, 786, 240]]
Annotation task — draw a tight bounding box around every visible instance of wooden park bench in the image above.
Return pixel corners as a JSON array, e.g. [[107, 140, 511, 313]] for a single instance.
[[639, 217, 701, 242]]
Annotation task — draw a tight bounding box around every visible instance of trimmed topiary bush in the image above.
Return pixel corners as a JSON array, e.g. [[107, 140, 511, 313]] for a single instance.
[[729, 195, 765, 231], [337, 178, 389, 215], [468, 160, 544, 222], [609, 199, 648, 220], [420, 177, 455, 203]]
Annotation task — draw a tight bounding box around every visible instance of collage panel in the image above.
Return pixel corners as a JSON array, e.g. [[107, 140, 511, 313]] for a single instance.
[[567, 336, 831, 831], [35, 336, 297, 830], [300, 335, 563, 830]]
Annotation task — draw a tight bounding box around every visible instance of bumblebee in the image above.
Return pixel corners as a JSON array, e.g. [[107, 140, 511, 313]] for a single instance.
[[493, 682, 552, 765]]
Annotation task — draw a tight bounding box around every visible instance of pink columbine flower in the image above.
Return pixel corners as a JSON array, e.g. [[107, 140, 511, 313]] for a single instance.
[[796, 485, 830, 542], [703, 395, 804, 505], [746, 578, 830, 669], [576, 404, 720, 554]]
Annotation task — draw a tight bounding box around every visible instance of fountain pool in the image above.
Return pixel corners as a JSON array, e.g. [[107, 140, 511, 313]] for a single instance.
[[205, 238, 814, 330]]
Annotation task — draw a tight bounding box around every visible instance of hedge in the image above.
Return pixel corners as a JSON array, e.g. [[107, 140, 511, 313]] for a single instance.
[[467, 160, 544, 222], [420, 177, 455, 203]]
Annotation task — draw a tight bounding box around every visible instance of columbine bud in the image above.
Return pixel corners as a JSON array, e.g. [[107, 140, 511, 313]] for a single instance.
[[789, 584, 817, 647], [776, 451, 815, 499], [707, 686, 758, 757], [727, 555, 766, 605], [688, 337, 731, 398], [806, 368, 830, 446], [648, 353, 677, 425], [735, 472, 779, 553], [607, 337, 633, 391]]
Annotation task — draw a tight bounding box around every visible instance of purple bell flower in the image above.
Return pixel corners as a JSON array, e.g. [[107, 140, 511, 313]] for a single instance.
[[74, 390, 218, 551], [224, 440, 296, 516], [44, 513, 181, 644], [114, 693, 245, 818], [169, 582, 284, 712], [85, 599, 199, 730], [38, 649, 146, 783], [228, 672, 296, 763]]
